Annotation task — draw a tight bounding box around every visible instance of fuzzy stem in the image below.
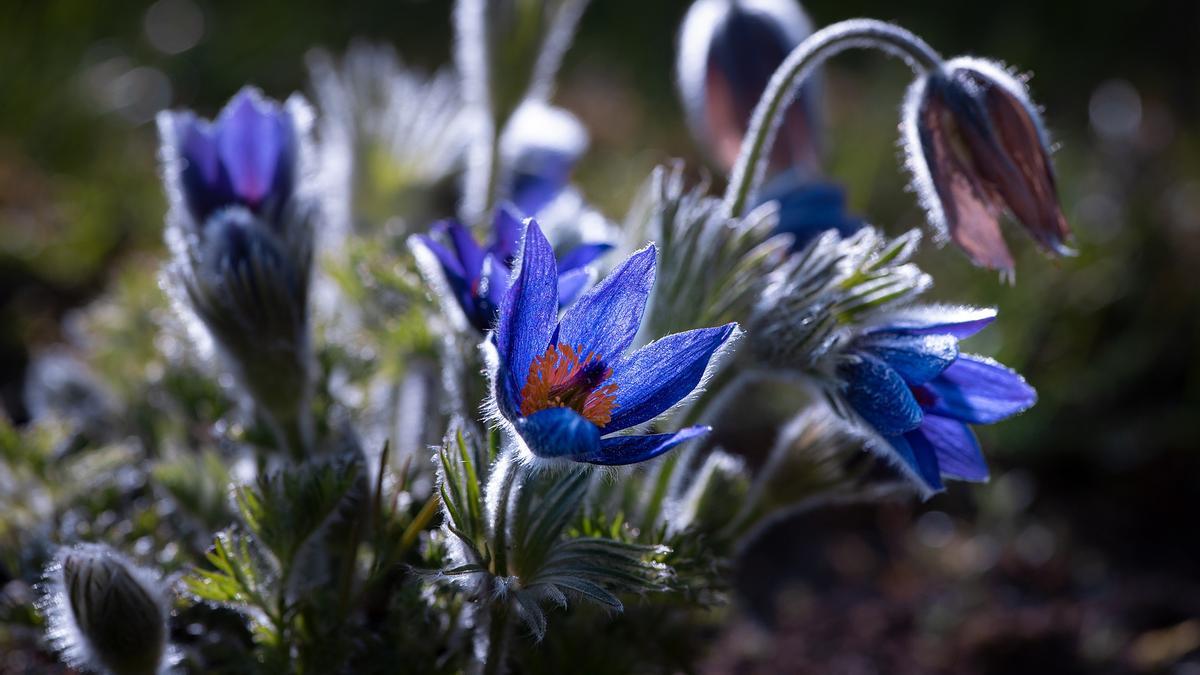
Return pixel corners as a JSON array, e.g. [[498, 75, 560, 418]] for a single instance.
[[482, 600, 512, 675], [723, 19, 943, 219], [490, 450, 519, 577]]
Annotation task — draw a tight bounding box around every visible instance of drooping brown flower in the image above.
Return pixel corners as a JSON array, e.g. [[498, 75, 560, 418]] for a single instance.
[[904, 57, 1074, 272]]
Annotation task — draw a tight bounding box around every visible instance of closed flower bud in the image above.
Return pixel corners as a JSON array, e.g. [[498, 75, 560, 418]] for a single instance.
[[677, 0, 820, 176], [904, 57, 1074, 272], [158, 88, 317, 452], [42, 544, 170, 675]]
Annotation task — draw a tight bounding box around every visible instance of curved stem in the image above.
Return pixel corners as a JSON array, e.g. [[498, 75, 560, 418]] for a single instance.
[[723, 19, 943, 219]]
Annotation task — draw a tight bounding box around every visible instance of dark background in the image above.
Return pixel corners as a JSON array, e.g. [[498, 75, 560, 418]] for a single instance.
[[2, 0, 1198, 671]]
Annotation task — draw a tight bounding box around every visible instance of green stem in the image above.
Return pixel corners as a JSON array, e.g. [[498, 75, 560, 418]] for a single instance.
[[724, 19, 943, 219], [482, 600, 512, 675], [490, 449, 520, 577]]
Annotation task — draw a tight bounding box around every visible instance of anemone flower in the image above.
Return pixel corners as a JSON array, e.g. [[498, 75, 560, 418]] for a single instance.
[[163, 86, 299, 229], [905, 58, 1074, 272], [836, 305, 1036, 496], [492, 219, 737, 465], [416, 204, 610, 333]]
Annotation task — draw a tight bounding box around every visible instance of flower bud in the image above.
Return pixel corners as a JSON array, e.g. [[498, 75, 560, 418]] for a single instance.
[[158, 88, 317, 449], [904, 57, 1074, 272], [677, 0, 820, 176], [500, 101, 588, 217], [42, 544, 169, 675]]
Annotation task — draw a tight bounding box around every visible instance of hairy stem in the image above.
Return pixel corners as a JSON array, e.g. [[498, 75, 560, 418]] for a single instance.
[[482, 600, 512, 675], [724, 19, 943, 219]]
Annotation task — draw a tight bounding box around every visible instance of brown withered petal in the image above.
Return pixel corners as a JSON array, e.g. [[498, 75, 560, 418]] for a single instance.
[[918, 78, 1016, 271], [905, 57, 1073, 271]]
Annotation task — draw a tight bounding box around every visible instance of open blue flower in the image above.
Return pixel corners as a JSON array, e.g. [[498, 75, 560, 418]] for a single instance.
[[164, 86, 298, 229], [493, 219, 737, 465], [416, 205, 610, 333], [836, 305, 1036, 496]]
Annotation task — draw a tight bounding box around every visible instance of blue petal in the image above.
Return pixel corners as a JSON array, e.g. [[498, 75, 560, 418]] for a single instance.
[[489, 203, 523, 264], [838, 353, 923, 436], [912, 415, 987, 481], [555, 267, 592, 307], [495, 220, 559, 419], [555, 246, 656, 362], [577, 425, 710, 466], [856, 332, 958, 385], [441, 220, 485, 280], [885, 432, 944, 494], [873, 306, 997, 339], [603, 323, 736, 432], [216, 88, 291, 209], [516, 407, 601, 459], [175, 114, 234, 223], [557, 242, 612, 273], [916, 354, 1037, 424], [762, 178, 863, 250], [417, 230, 466, 280], [480, 252, 510, 311]]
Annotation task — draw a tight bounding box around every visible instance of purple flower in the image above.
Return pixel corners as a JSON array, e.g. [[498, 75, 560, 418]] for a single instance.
[[161, 86, 298, 229], [905, 58, 1074, 272], [677, 0, 820, 176], [415, 205, 610, 333], [759, 170, 863, 250], [836, 305, 1036, 496], [501, 102, 588, 218], [493, 220, 737, 465]]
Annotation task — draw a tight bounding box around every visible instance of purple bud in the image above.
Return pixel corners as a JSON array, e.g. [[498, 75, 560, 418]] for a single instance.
[[159, 86, 301, 230], [904, 57, 1074, 272], [677, 0, 820, 176]]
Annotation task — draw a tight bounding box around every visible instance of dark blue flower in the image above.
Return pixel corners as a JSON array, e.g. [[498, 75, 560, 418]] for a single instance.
[[836, 305, 1036, 496], [493, 220, 737, 465], [163, 87, 298, 229], [416, 205, 610, 333], [759, 170, 863, 250]]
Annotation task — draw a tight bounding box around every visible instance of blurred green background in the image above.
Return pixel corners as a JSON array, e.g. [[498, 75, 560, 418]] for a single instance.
[[2, 0, 1198, 670]]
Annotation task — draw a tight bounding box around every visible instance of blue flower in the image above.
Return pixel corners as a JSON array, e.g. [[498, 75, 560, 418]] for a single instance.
[[164, 86, 298, 229], [493, 220, 737, 465], [836, 305, 1036, 496], [416, 205, 610, 333], [759, 170, 863, 250]]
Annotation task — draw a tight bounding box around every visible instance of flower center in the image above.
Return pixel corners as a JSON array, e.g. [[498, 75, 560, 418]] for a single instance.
[[520, 343, 618, 426]]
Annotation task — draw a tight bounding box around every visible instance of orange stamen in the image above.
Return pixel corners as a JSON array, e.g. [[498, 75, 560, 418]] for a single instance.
[[520, 343, 618, 426]]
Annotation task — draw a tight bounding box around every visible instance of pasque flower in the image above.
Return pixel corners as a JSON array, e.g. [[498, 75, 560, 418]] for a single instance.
[[492, 219, 737, 465], [836, 305, 1036, 496], [904, 57, 1073, 272], [41, 544, 170, 675], [677, 0, 861, 250], [415, 204, 610, 333], [158, 87, 316, 452]]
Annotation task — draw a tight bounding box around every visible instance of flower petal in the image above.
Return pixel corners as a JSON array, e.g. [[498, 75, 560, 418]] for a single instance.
[[440, 220, 484, 281], [489, 203, 523, 264], [516, 407, 601, 459], [603, 323, 736, 432], [578, 425, 710, 466], [838, 353, 923, 436], [216, 88, 291, 208], [555, 245, 656, 361], [911, 415, 988, 481], [495, 220, 559, 418], [917, 354, 1037, 424], [555, 267, 592, 308], [856, 332, 958, 385], [872, 305, 997, 339], [556, 242, 612, 273], [885, 432, 944, 495]]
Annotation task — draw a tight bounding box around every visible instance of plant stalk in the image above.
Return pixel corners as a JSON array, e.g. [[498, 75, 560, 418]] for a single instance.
[[723, 19, 943, 219]]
